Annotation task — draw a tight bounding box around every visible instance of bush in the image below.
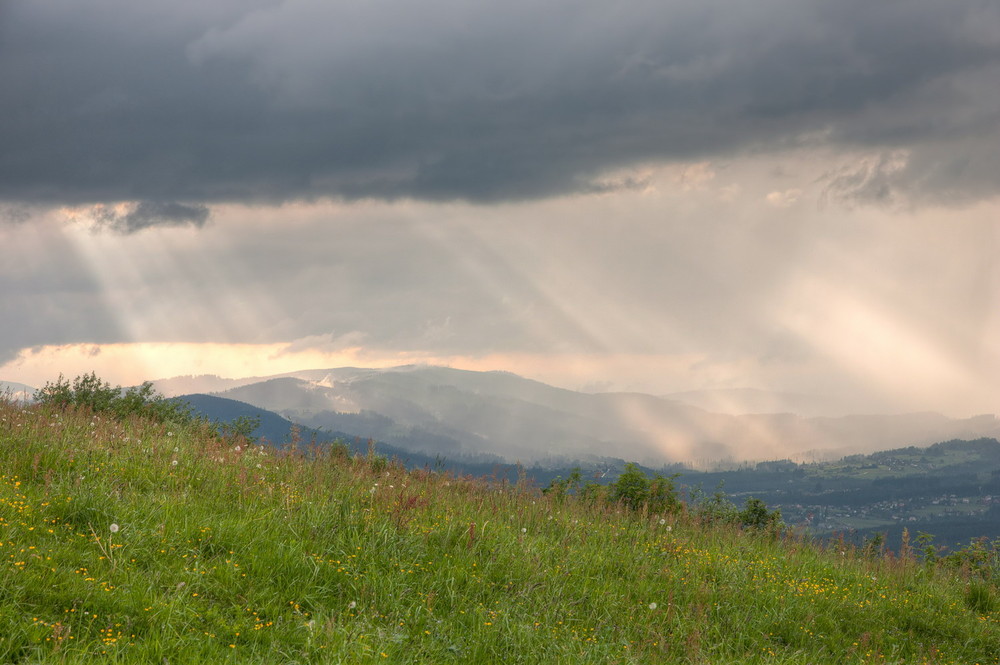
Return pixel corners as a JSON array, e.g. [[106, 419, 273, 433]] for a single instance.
[[692, 485, 740, 525], [608, 463, 681, 514], [738, 497, 782, 530], [34, 372, 193, 425]]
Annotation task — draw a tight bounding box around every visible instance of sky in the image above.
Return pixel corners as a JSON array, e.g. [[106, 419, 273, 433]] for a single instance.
[[2, 0, 1000, 417]]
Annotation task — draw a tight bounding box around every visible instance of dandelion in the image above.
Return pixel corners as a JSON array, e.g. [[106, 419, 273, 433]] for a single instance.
[[171, 460, 178, 466], [348, 601, 357, 610], [521, 528, 527, 533], [167, 431, 174, 437], [659, 518, 666, 525], [649, 602, 658, 610], [234, 445, 241, 452], [109, 524, 119, 533]]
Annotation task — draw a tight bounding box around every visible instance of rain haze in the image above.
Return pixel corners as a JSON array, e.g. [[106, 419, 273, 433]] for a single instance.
[[3, 0, 1000, 446]]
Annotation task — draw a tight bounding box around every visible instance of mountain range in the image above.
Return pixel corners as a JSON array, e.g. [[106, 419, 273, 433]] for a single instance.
[[0, 381, 34, 401], [150, 365, 1000, 467]]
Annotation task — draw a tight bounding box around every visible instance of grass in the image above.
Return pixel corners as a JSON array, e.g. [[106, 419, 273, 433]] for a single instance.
[[1, 399, 999, 663]]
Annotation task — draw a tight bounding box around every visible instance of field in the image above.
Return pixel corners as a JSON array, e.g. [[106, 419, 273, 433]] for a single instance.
[[2, 397, 1000, 663]]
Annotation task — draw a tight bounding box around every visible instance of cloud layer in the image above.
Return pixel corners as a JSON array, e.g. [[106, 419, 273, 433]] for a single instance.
[[2, 0, 999, 207]]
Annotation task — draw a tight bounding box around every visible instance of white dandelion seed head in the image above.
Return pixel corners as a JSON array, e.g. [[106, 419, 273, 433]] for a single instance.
[[348, 601, 357, 610], [171, 460, 178, 466], [659, 518, 666, 525], [521, 528, 527, 533], [234, 445, 241, 452], [649, 602, 657, 610], [109, 523, 119, 533], [167, 431, 173, 437], [665, 525, 672, 532]]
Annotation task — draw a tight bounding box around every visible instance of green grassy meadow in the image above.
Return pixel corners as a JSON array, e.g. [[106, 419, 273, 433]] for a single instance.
[[2, 397, 1000, 663]]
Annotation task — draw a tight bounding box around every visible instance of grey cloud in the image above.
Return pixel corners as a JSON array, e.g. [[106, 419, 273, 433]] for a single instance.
[[91, 201, 211, 234], [1, 205, 33, 224], [819, 151, 910, 207], [1, 0, 999, 206]]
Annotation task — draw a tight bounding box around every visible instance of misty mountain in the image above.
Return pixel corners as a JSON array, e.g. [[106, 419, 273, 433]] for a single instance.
[[168, 365, 1000, 466], [0, 381, 34, 401], [176, 392, 617, 483]]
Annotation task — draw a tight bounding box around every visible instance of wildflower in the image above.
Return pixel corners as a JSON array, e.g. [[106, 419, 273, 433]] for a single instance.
[[348, 601, 357, 610], [665, 525, 672, 532], [521, 528, 527, 534], [167, 432, 173, 437], [648, 602, 657, 610], [171, 460, 178, 466], [109, 524, 119, 533], [234, 446, 241, 452], [659, 518, 666, 525]]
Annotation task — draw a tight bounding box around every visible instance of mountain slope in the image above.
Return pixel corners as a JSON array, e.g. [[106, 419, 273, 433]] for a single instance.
[[187, 365, 1000, 466], [3, 398, 999, 663]]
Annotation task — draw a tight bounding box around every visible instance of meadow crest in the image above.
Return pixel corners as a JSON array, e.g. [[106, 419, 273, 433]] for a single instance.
[[1, 397, 999, 663]]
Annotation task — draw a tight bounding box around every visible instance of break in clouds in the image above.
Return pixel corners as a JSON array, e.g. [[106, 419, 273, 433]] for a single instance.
[[1, 0, 1000, 215]]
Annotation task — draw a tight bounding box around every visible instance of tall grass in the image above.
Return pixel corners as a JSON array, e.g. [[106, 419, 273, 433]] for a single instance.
[[1, 398, 998, 663]]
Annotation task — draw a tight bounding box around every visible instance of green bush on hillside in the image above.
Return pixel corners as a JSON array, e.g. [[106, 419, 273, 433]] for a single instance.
[[33, 372, 193, 425], [608, 463, 682, 514]]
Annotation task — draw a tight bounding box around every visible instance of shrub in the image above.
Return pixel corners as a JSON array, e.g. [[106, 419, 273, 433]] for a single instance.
[[34, 372, 193, 425], [738, 497, 782, 531], [692, 485, 740, 525], [608, 463, 681, 514]]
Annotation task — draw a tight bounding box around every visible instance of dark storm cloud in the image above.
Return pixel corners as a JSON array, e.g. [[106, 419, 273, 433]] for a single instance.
[[91, 201, 211, 234], [1, 0, 999, 207]]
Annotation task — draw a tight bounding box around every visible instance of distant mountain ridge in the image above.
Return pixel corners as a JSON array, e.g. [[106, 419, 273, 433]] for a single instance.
[[153, 365, 1000, 467], [0, 381, 34, 401]]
